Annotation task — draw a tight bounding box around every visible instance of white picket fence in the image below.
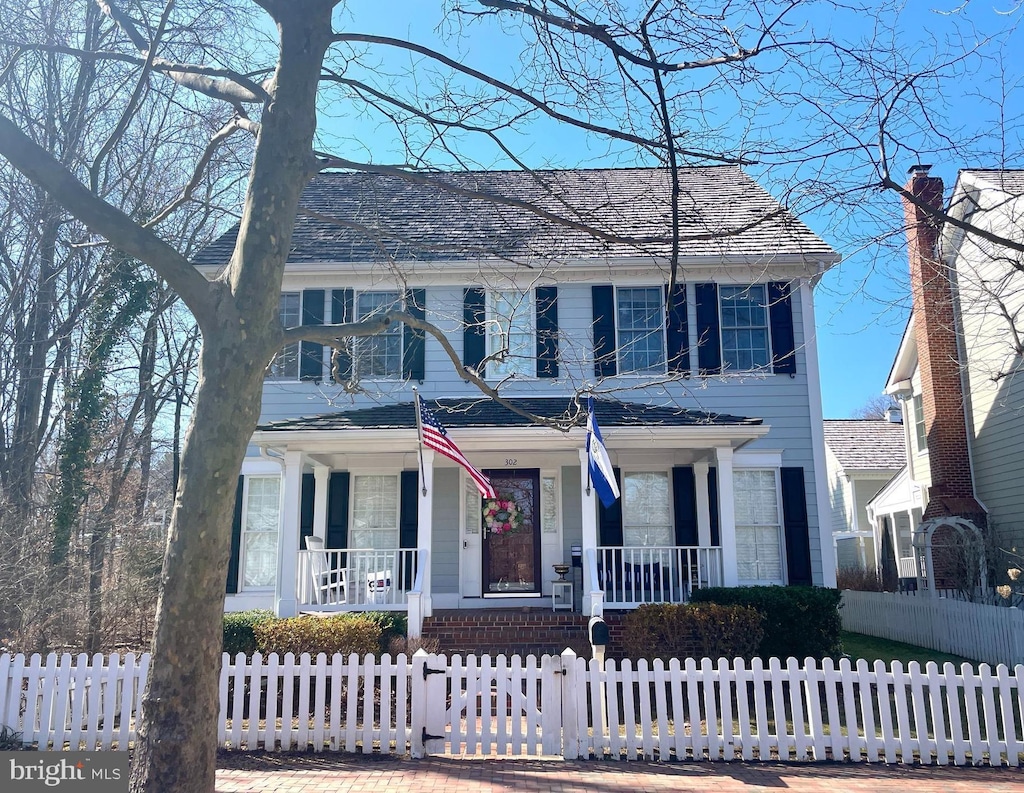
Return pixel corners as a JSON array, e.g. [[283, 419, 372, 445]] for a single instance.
[[4, 649, 1024, 765], [842, 589, 1024, 667]]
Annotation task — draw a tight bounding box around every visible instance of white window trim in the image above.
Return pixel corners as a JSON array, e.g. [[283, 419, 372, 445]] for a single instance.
[[353, 290, 405, 382], [267, 291, 302, 382], [348, 471, 402, 550], [485, 288, 537, 381], [733, 467, 786, 585], [615, 285, 667, 377], [717, 283, 775, 375], [240, 475, 283, 591], [621, 468, 674, 547]]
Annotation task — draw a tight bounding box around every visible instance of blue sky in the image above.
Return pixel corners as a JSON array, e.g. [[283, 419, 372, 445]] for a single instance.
[[325, 2, 1023, 417]]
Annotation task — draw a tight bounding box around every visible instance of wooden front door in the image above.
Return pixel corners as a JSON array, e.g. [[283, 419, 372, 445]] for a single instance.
[[482, 469, 541, 595]]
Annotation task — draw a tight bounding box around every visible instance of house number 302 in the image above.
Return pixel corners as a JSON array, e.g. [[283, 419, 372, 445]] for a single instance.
[[505, 458, 517, 466]]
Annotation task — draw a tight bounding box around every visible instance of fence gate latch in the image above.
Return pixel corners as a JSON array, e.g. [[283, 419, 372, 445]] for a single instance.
[[422, 727, 445, 742]]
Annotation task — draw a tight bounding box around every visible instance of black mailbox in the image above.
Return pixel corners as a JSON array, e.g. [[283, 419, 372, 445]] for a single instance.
[[570, 544, 582, 568], [588, 616, 609, 647]]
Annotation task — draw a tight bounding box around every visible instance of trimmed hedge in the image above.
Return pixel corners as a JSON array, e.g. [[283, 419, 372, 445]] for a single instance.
[[689, 586, 842, 660], [253, 614, 383, 658], [621, 602, 765, 662], [223, 609, 275, 657]]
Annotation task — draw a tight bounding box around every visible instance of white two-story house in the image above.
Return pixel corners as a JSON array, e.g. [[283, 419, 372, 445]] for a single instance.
[[194, 167, 839, 635]]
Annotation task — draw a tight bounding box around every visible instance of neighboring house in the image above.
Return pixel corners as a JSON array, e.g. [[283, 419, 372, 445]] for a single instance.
[[869, 167, 1024, 589], [194, 167, 840, 634], [823, 417, 906, 572]]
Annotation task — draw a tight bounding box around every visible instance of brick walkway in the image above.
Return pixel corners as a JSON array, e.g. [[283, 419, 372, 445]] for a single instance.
[[216, 754, 1024, 792]]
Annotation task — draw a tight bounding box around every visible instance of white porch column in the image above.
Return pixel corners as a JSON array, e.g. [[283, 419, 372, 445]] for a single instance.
[[578, 447, 601, 615], [276, 450, 303, 617], [693, 461, 712, 548], [312, 465, 330, 542], [415, 450, 434, 618], [715, 447, 739, 587]]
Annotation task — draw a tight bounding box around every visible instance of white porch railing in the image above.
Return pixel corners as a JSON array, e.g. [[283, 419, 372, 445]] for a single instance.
[[897, 556, 918, 578], [595, 545, 722, 609], [297, 548, 418, 610]]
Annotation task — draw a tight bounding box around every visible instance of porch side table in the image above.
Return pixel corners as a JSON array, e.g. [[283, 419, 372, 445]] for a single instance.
[[552, 579, 573, 611]]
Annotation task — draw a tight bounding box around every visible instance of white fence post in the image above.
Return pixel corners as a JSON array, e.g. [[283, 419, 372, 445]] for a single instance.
[[560, 648, 579, 759]]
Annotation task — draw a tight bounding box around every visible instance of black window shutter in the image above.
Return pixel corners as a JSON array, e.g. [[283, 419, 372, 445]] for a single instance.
[[781, 466, 813, 585], [463, 287, 486, 375], [768, 281, 796, 375], [535, 286, 559, 378], [326, 471, 350, 551], [597, 467, 623, 546], [695, 283, 721, 375], [666, 283, 690, 374], [299, 473, 315, 549], [672, 466, 698, 546], [591, 285, 617, 378], [403, 289, 426, 381], [399, 470, 419, 549], [300, 290, 325, 381], [708, 467, 720, 546], [226, 476, 244, 594], [331, 289, 353, 382]]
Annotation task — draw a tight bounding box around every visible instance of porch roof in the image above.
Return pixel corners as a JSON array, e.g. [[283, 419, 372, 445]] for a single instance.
[[256, 397, 762, 433]]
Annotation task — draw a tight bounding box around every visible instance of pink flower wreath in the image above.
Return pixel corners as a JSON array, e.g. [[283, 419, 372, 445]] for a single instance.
[[482, 498, 523, 535]]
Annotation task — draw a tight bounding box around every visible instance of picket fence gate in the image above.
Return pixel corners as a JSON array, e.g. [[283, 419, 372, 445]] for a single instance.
[[3, 649, 1024, 765]]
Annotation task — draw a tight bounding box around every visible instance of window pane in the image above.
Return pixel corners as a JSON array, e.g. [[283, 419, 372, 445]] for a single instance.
[[734, 469, 783, 583], [720, 285, 770, 372], [623, 471, 671, 546], [242, 477, 280, 588], [617, 287, 665, 374], [355, 291, 403, 379], [488, 290, 534, 378], [352, 474, 400, 550], [268, 293, 301, 380]]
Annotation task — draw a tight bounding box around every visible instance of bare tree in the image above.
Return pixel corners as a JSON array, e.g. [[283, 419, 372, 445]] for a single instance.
[[1, 1, 1021, 790]]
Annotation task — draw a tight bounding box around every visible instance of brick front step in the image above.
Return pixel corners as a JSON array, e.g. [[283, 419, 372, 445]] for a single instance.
[[422, 609, 590, 656]]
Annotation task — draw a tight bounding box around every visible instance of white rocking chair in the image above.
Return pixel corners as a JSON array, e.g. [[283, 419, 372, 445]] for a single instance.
[[304, 536, 347, 605]]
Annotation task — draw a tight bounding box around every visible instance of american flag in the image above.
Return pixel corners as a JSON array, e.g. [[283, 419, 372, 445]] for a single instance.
[[417, 395, 496, 499]]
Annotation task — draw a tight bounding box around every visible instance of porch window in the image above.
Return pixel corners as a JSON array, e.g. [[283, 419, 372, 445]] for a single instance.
[[720, 285, 770, 372], [351, 474, 400, 549], [487, 290, 535, 378], [622, 471, 672, 546], [912, 392, 927, 452], [734, 469, 783, 583], [617, 287, 665, 374], [354, 291, 403, 379], [267, 292, 301, 380], [242, 476, 281, 588]]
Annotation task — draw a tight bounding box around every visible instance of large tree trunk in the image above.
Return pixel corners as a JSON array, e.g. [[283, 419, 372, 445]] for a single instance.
[[128, 324, 268, 793]]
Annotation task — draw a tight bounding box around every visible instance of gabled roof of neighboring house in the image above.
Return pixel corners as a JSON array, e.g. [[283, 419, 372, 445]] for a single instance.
[[822, 419, 907, 472], [958, 169, 1024, 196], [194, 167, 839, 266], [256, 397, 762, 432]]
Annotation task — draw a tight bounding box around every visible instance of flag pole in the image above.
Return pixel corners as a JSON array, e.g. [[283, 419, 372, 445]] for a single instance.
[[585, 395, 593, 496], [412, 386, 427, 496]]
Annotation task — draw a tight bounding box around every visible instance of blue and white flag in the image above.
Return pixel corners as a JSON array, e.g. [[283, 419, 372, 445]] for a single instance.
[[587, 398, 620, 508]]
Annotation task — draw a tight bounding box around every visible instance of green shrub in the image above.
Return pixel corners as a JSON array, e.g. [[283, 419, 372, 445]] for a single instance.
[[223, 609, 275, 657], [621, 603, 765, 662], [359, 611, 408, 653], [689, 586, 842, 660], [253, 614, 382, 658]]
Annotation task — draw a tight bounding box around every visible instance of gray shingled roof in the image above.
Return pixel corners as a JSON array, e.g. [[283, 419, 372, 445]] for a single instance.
[[961, 169, 1024, 196], [822, 419, 907, 471], [257, 397, 762, 432], [194, 167, 838, 266]]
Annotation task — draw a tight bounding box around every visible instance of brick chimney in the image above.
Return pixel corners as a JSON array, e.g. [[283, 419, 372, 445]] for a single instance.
[[902, 165, 984, 521]]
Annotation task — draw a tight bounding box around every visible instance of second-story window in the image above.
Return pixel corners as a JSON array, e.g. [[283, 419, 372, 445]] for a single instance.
[[268, 292, 301, 380], [912, 392, 927, 452], [487, 290, 534, 379], [617, 287, 665, 374], [720, 285, 771, 371], [355, 291, 403, 379]]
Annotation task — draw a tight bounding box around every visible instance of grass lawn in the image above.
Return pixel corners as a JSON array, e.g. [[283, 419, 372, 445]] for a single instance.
[[840, 631, 977, 667]]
